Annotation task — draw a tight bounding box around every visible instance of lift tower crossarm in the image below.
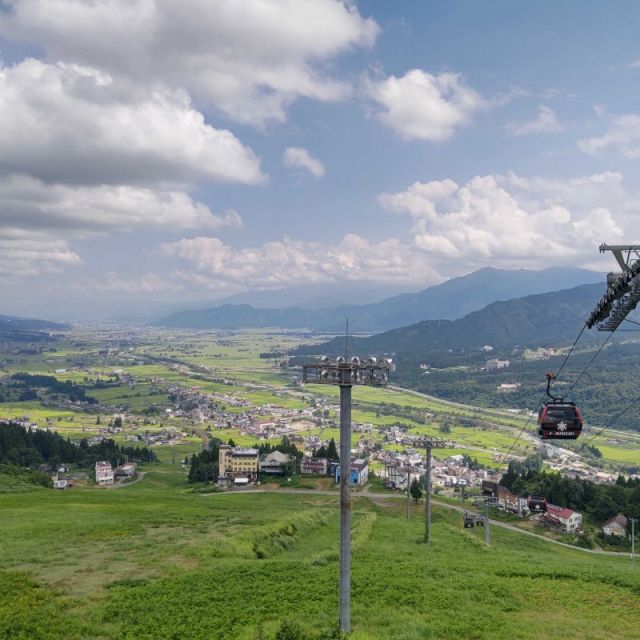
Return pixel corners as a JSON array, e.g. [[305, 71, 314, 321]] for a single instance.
[[599, 243, 640, 271]]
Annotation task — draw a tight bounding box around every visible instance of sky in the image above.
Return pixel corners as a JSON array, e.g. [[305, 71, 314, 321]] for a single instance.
[[1, 0, 639, 319]]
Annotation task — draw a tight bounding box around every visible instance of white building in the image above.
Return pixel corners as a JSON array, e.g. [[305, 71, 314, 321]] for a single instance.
[[545, 505, 583, 534], [486, 358, 510, 371], [603, 514, 628, 537], [95, 461, 114, 485]]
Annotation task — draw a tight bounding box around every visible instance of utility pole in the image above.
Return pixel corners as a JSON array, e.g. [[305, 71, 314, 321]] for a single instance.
[[631, 517, 637, 565], [338, 364, 352, 633], [303, 353, 391, 634], [425, 444, 431, 542], [406, 465, 411, 519], [421, 438, 445, 545], [484, 499, 491, 547]]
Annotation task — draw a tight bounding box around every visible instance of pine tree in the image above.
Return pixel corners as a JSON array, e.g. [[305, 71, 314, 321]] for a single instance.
[[326, 438, 339, 460]]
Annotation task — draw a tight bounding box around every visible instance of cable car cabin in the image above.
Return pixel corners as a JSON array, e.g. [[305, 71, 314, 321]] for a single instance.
[[538, 401, 583, 440], [527, 495, 547, 513], [475, 514, 485, 527], [463, 513, 475, 528]]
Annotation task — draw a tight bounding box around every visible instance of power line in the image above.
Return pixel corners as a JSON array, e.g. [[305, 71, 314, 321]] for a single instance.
[[583, 392, 640, 446], [566, 331, 614, 395]]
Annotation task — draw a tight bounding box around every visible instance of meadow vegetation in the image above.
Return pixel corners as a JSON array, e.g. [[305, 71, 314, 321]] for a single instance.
[[0, 467, 638, 640]]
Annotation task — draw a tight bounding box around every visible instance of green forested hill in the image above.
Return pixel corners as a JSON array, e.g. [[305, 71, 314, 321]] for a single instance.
[[297, 283, 603, 357], [0, 314, 67, 342]]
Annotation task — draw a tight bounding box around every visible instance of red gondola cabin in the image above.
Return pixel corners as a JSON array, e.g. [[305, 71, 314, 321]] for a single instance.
[[538, 402, 583, 440]]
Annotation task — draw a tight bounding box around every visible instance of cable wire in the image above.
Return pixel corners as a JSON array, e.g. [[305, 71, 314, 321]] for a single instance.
[[504, 322, 588, 456], [583, 393, 640, 446], [566, 331, 613, 395]]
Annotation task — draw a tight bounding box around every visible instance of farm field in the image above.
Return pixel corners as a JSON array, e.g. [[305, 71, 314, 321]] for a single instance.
[[2, 327, 639, 470], [1, 467, 639, 640]]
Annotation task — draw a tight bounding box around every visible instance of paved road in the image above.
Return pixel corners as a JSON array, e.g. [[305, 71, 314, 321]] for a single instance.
[[207, 486, 632, 558]]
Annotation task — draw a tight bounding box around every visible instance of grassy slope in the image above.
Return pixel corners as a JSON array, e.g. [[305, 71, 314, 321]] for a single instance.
[[0, 468, 638, 640]]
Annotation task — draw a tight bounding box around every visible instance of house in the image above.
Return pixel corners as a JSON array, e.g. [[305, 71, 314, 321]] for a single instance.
[[115, 462, 137, 478], [95, 461, 114, 486], [485, 358, 510, 371], [259, 450, 292, 475], [543, 505, 583, 534], [335, 459, 368, 486], [603, 514, 628, 537], [218, 445, 259, 483], [300, 457, 329, 476], [497, 486, 529, 516]]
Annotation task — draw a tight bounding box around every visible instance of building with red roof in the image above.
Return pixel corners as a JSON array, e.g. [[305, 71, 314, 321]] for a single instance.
[[542, 504, 583, 534]]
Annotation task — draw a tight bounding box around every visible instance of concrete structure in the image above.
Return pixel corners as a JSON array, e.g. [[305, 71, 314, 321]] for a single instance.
[[115, 462, 137, 478], [218, 445, 259, 483], [300, 456, 329, 475], [335, 459, 368, 486], [259, 450, 292, 475], [95, 461, 114, 486], [603, 514, 628, 537]]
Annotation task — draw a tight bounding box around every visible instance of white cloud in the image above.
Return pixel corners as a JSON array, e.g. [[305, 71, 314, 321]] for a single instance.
[[283, 147, 326, 177], [0, 59, 264, 185], [159, 234, 441, 290], [0, 229, 81, 281], [378, 172, 630, 269], [1, 0, 379, 126], [363, 69, 485, 141], [0, 175, 244, 233], [578, 111, 640, 158], [92, 272, 185, 293], [505, 105, 564, 136]]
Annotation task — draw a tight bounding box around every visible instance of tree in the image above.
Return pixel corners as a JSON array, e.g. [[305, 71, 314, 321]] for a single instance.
[[96, 416, 101, 425], [439, 423, 451, 434], [113, 416, 123, 428], [410, 478, 422, 502], [326, 438, 339, 460]]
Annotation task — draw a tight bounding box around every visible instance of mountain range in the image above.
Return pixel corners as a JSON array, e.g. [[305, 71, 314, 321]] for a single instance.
[[0, 314, 68, 341], [293, 283, 606, 358], [154, 267, 603, 332]]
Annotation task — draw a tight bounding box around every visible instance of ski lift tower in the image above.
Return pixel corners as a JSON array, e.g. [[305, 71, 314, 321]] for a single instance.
[[303, 354, 392, 634], [587, 244, 640, 331], [416, 437, 446, 544]]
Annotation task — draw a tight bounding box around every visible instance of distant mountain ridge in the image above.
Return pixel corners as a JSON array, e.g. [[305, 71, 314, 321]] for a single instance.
[[154, 267, 603, 332], [294, 283, 604, 357], [0, 314, 68, 341]]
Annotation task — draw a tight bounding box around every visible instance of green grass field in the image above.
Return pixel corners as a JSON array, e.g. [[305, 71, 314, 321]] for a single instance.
[[1, 467, 638, 640]]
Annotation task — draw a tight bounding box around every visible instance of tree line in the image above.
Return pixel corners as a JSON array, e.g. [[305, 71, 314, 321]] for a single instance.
[[0, 421, 156, 470], [500, 461, 640, 523], [2, 373, 98, 404]]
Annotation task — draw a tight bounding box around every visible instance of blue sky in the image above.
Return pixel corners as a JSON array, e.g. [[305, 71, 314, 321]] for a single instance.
[[0, 0, 637, 318]]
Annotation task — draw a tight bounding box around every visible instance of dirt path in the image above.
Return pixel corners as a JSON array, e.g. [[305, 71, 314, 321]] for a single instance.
[[206, 486, 631, 558], [105, 471, 146, 489]]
